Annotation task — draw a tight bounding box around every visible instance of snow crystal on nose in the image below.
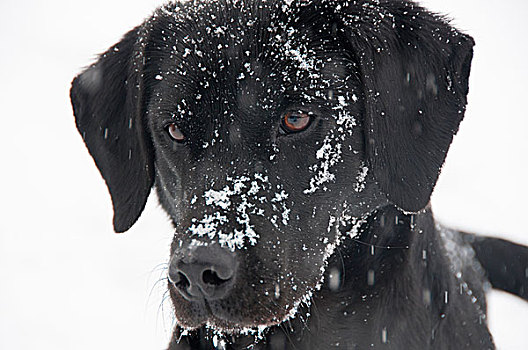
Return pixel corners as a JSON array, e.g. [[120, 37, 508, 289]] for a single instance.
[[189, 173, 291, 251], [188, 212, 228, 240], [204, 187, 232, 209]]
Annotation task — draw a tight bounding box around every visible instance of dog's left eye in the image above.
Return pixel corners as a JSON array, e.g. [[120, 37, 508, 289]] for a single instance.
[[280, 111, 313, 134], [166, 123, 186, 142]]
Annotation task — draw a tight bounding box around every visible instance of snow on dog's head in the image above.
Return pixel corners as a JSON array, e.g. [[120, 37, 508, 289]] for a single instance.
[[145, 0, 393, 334], [71, 0, 474, 341]]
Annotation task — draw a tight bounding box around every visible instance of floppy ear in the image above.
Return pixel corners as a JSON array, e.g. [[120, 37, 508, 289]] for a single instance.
[[344, 2, 474, 212], [70, 26, 154, 233]]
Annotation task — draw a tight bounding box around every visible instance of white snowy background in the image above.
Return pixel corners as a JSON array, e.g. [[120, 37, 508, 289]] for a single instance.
[[1, 0, 527, 348]]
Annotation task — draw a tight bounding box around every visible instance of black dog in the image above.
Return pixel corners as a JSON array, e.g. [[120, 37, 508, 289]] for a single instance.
[[71, 0, 528, 348]]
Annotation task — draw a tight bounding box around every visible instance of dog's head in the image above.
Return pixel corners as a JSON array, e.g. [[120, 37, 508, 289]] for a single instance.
[[71, 0, 473, 335]]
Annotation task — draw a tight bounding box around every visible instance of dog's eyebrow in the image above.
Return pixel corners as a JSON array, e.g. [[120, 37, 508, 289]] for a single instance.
[[144, 30, 361, 145]]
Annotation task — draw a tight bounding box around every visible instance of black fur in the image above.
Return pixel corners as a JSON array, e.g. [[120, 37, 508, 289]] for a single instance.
[[70, 0, 528, 349], [463, 233, 528, 302]]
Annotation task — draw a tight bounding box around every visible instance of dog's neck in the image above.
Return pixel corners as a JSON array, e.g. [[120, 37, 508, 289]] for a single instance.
[[168, 205, 491, 349], [287, 205, 450, 348]]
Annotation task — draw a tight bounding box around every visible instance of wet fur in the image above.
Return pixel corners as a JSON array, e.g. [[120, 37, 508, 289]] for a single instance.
[[71, 0, 528, 349]]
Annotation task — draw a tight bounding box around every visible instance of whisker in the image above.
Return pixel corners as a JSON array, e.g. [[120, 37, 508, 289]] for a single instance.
[[278, 322, 299, 350], [157, 288, 174, 334], [309, 295, 320, 332], [150, 262, 170, 273]]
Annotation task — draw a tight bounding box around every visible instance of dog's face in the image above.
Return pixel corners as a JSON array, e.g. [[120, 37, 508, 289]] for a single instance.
[[148, 2, 389, 331], [71, 0, 474, 336], [150, 3, 370, 226]]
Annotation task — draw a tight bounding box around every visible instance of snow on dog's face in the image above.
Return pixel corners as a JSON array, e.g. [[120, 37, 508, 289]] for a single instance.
[[145, 1, 387, 332], [72, 0, 474, 339]]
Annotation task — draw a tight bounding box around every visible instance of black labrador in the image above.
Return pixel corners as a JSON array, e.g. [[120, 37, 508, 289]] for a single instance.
[[70, 0, 528, 348]]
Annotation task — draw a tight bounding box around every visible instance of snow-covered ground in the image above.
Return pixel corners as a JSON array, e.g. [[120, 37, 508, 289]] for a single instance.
[[0, 0, 526, 348]]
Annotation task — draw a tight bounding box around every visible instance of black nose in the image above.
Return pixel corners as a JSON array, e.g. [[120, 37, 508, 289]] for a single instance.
[[168, 244, 237, 301]]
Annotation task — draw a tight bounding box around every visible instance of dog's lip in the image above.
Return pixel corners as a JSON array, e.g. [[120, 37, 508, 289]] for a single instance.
[[176, 297, 281, 333], [173, 323, 264, 347], [173, 293, 229, 324], [178, 286, 205, 302], [202, 316, 277, 335]]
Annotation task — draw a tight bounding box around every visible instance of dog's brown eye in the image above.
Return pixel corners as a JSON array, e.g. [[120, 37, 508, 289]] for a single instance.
[[281, 111, 312, 134], [167, 123, 185, 141]]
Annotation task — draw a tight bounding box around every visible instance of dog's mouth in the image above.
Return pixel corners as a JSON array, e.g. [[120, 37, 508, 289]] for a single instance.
[[168, 276, 313, 335], [167, 243, 323, 336], [168, 216, 368, 346], [171, 320, 285, 349], [168, 283, 317, 350]]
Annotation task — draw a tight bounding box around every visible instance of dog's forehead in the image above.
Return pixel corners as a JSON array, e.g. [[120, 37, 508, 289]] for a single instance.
[[147, 1, 355, 127]]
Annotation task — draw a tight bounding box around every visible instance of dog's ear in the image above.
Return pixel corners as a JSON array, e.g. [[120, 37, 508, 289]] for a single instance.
[[344, 2, 474, 212], [70, 26, 154, 233]]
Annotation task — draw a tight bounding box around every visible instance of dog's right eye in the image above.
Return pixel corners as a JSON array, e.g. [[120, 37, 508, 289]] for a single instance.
[[280, 111, 313, 134], [166, 123, 186, 142]]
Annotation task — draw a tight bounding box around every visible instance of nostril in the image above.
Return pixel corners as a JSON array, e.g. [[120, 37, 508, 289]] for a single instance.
[[169, 271, 191, 290], [202, 269, 230, 286]]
